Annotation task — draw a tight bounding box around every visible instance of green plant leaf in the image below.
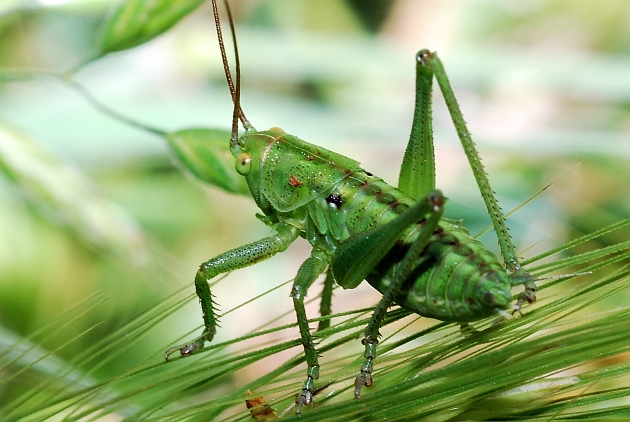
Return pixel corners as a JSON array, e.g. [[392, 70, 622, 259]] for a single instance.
[[166, 128, 250, 196], [100, 0, 205, 54]]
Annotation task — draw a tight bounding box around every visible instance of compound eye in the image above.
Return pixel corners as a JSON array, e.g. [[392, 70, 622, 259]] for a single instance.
[[235, 152, 252, 175]]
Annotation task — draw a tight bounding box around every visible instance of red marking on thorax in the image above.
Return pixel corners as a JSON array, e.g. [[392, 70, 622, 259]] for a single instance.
[[289, 175, 303, 187]]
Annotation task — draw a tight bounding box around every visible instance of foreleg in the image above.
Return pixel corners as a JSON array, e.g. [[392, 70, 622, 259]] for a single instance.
[[165, 223, 299, 360]]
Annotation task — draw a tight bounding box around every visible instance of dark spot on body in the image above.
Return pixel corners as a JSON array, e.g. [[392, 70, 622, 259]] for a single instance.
[[365, 171, 373, 176], [326, 193, 343, 209]]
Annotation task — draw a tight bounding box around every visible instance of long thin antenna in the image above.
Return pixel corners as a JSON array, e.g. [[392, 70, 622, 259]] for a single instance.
[[223, 0, 250, 133], [211, 0, 251, 146]]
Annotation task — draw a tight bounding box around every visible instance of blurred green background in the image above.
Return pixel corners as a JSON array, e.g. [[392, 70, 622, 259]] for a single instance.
[[1, 0, 629, 419]]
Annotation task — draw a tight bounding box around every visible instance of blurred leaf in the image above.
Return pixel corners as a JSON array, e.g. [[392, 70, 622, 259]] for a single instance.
[[100, 0, 205, 54], [166, 128, 249, 196], [0, 123, 147, 262], [343, 0, 395, 32]]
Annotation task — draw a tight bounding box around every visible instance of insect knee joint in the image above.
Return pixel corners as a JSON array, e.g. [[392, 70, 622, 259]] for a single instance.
[[291, 285, 306, 300]]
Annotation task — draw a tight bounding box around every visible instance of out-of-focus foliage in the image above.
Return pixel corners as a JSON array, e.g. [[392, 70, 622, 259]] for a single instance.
[[0, 0, 629, 420], [166, 128, 249, 195], [100, 0, 205, 54]]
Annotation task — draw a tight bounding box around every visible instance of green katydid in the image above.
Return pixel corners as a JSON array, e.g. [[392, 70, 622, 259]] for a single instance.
[[164, 0, 537, 412]]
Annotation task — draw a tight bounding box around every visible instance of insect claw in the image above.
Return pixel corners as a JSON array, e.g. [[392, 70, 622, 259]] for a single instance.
[[164, 348, 177, 362], [354, 371, 373, 399], [511, 302, 525, 317], [295, 389, 313, 413], [295, 375, 319, 413], [164, 339, 205, 361], [513, 285, 537, 316], [164, 347, 181, 362]]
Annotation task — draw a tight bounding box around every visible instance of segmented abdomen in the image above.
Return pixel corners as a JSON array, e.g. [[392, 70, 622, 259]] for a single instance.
[[308, 170, 513, 322]]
